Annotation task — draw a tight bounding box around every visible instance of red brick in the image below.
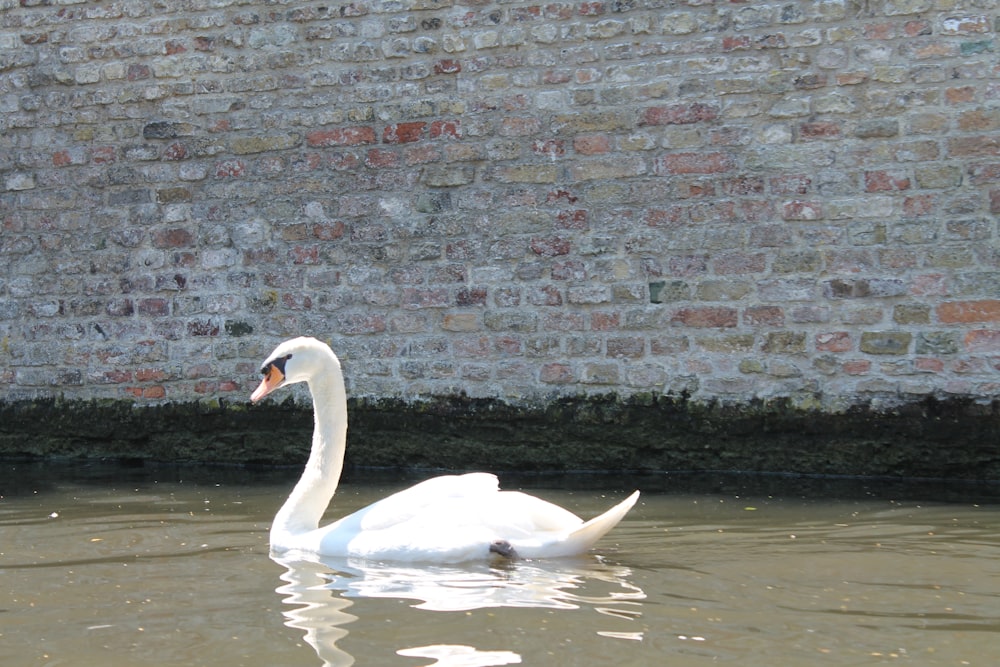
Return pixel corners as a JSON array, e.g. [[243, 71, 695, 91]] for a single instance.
[[530, 236, 571, 257], [434, 59, 461, 74], [816, 331, 852, 353], [938, 300, 1000, 324], [383, 122, 425, 144], [138, 298, 170, 316], [92, 146, 117, 164], [106, 298, 134, 317], [153, 228, 195, 248], [843, 360, 871, 375], [744, 306, 784, 327], [964, 329, 1000, 352], [366, 148, 400, 168], [103, 370, 132, 383], [946, 86, 976, 104], [136, 368, 167, 382], [313, 221, 345, 240], [645, 207, 684, 228], [556, 209, 588, 230], [799, 122, 840, 140], [551, 259, 585, 281], [591, 312, 619, 331], [126, 386, 164, 399], [127, 64, 151, 81], [533, 139, 566, 157], [910, 273, 947, 296], [494, 336, 521, 356], [214, 159, 246, 178], [782, 200, 821, 220], [573, 134, 611, 155], [865, 170, 910, 192], [163, 142, 187, 160], [540, 363, 574, 384], [671, 306, 738, 328], [722, 35, 751, 51], [863, 22, 895, 39], [456, 287, 487, 306], [903, 194, 935, 217], [916, 357, 945, 372], [52, 148, 87, 167], [429, 120, 461, 139], [903, 20, 932, 37], [290, 245, 320, 264], [281, 293, 313, 310]]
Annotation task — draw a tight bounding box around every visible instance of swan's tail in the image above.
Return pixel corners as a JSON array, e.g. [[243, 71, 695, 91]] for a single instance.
[[527, 490, 640, 558]]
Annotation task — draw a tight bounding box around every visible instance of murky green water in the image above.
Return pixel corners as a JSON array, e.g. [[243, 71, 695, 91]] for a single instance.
[[2, 463, 999, 666]]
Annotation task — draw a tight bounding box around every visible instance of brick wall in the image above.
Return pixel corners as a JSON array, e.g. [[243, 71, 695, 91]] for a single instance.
[[1, 0, 999, 412]]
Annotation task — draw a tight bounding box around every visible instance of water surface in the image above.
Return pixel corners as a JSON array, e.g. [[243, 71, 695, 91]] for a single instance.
[[2, 463, 999, 666]]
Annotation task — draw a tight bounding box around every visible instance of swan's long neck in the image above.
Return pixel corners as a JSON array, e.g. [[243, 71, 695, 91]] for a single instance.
[[271, 354, 348, 540]]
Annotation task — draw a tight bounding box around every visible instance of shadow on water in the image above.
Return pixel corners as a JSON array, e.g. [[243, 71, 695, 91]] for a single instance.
[[273, 552, 645, 667], [4, 458, 1000, 504]]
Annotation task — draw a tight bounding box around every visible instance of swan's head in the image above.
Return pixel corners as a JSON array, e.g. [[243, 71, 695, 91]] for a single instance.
[[250, 336, 338, 402]]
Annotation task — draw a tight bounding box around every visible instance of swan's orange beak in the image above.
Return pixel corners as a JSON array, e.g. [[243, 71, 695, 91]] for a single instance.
[[250, 364, 285, 403]]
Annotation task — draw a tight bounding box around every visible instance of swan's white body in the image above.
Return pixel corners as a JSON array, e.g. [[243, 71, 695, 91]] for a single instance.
[[252, 337, 639, 563]]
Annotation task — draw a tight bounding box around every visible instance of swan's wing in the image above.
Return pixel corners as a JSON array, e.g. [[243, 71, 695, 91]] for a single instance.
[[317, 473, 637, 561], [487, 490, 584, 537], [357, 472, 500, 532], [513, 490, 640, 558]]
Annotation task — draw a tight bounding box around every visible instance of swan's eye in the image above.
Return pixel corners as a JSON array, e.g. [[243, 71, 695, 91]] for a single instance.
[[274, 354, 292, 375]]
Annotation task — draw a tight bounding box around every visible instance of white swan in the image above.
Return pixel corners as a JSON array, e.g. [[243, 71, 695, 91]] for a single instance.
[[251, 336, 639, 562]]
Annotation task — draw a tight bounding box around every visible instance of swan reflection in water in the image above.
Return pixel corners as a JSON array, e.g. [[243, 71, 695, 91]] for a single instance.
[[273, 553, 646, 667]]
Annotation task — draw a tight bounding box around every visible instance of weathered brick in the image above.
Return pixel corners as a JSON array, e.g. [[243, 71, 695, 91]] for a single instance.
[[937, 300, 1000, 324], [860, 332, 912, 355], [671, 306, 738, 328], [763, 332, 807, 354], [607, 337, 644, 358], [653, 152, 733, 175], [964, 330, 1000, 352], [306, 127, 376, 147], [640, 103, 718, 126], [744, 306, 784, 327]]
